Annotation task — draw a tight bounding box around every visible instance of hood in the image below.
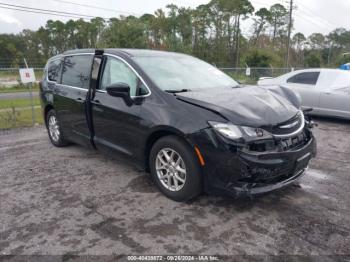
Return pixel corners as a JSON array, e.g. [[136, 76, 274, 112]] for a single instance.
[[176, 86, 299, 127]]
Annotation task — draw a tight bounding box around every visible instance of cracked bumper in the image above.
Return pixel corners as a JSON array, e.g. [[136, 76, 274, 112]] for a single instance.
[[190, 128, 317, 198]]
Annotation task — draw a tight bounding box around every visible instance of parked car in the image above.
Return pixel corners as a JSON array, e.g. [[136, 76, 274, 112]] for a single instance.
[[258, 69, 350, 119], [40, 49, 316, 201]]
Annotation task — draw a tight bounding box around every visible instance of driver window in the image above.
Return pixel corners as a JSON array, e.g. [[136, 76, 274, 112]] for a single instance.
[[101, 57, 138, 96]]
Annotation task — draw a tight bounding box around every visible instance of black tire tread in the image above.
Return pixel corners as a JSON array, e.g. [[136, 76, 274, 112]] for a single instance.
[[149, 135, 202, 202]]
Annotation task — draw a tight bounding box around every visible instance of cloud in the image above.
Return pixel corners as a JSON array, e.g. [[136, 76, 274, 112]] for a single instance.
[[0, 11, 22, 26]]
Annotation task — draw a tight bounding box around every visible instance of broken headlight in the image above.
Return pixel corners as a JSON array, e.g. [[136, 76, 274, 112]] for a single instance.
[[208, 121, 269, 140]]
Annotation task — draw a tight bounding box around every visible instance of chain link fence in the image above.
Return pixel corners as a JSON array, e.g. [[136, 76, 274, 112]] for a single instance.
[[219, 67, 303, 84], [0, 68, 44, 129], [0, 66, 303, 129]]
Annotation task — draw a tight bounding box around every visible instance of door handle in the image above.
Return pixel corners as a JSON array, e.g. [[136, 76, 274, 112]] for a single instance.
[[76, 97, 83, 101], [92, 99, 101, 104]]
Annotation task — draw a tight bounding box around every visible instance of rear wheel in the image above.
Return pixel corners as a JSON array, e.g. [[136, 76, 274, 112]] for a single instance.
[[46, 109, 68, 147], [149, 136, 202, 202]]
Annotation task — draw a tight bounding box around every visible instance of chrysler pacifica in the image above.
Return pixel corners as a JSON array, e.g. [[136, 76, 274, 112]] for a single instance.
[[40, 49, 316, 201]]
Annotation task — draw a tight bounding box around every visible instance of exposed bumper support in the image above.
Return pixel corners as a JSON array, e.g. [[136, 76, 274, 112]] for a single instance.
[[189, 127, 317, 198]]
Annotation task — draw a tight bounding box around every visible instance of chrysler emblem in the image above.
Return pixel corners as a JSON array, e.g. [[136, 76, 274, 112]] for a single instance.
[[280, 120, 299, 129]]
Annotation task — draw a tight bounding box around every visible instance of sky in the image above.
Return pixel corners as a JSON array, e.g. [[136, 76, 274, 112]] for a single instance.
[[0, 0, 349, 37]]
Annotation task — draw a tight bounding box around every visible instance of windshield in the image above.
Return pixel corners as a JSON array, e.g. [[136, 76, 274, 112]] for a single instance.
[[133, 55, 239, 91]]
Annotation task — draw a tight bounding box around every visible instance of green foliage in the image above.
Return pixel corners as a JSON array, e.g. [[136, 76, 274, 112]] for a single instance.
[[0, 97, 40, 109], [244, 49, 282, 67], [0, 0, 349, 68], [305, 53, 321, 67], [0, 107, 43, 129]]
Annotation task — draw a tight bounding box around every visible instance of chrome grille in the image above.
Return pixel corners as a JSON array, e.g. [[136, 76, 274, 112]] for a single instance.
[[272, 112, 303, 135]]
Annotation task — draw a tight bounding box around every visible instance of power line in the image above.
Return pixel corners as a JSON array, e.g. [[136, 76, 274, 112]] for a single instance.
[[295, 10, 335, 31], [51, 0, 141, 16], [294, 0, 337, 28], [0, 2, 105, 19], [0, 5, 92, 19], [294, 13, 334, 31]]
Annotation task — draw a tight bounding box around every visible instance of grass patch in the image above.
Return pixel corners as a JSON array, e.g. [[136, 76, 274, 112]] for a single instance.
[[0, 71, 19, 79], [0, 84, 40, 93], [0, 97, 40, 109], [0, 107, 43, 129]]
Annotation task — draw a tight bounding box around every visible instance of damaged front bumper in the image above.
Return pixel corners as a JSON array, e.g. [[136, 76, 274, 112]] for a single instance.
[[190, 127, 317, 198]]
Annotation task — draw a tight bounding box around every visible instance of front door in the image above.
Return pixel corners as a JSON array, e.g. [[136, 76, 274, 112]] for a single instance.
[[91, 55, 149, 157], [284, 71, 321, 110]]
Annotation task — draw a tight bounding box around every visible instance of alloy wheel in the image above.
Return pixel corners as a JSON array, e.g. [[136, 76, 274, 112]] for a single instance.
[[48, 115, 60, 142], [155, 148, 187, 192]]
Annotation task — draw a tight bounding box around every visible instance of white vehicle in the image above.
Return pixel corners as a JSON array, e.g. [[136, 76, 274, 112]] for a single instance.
[[258, 69, 350, 119]]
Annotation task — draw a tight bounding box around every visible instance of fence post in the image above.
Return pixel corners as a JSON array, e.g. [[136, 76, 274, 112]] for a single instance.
[[23, 58, 36, 126], [270, 64, 273, 77]]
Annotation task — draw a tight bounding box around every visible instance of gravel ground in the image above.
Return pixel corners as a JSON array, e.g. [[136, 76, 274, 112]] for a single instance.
[[0, 118, 349, 260]]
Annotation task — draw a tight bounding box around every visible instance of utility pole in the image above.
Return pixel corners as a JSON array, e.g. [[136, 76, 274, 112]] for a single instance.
[[285, 0, 294, 68]]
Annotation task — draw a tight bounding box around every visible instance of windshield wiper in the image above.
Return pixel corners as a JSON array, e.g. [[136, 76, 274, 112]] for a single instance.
[[164, 89, 191, 94]]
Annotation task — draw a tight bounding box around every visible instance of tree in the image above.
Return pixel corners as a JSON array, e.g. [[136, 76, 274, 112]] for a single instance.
[[268, 4, 288, 49], [292, 32, 306, 65], [244, 48, 282, 79], [308, 33, 326, 50], [305, 52, 321, 67], [0, 1, 349, 69], [192, 4, 211, 59], [293, 32, 306, 49], [252, 8, 271, 45], [90, 17, 105, 48], [245, 48, 282, 67]]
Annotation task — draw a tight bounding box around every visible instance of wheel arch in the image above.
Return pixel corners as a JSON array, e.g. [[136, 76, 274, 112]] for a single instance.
[[144, 126, 194, 171], [44, 104, 54, 126]]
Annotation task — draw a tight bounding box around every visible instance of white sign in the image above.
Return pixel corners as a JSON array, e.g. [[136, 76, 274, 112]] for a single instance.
[[19, 68, 36, 83], [246, 67, 251, 76]]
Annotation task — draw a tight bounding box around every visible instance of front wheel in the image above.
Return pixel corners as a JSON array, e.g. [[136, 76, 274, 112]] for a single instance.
[[149, 136, 202, 202]]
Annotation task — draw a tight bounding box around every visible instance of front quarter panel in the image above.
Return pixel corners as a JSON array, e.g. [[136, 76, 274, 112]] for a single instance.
[[135, 93, 226, 163]]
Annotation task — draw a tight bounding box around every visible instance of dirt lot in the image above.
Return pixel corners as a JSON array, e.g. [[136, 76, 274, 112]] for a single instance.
[[0, 118, 349, 260]]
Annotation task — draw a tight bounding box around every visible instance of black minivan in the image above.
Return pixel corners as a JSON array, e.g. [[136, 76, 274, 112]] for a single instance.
[[40, 49, 316, 201]]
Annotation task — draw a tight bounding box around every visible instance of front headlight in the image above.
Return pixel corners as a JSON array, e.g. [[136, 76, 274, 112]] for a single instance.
[[208, 121, 267, 140]]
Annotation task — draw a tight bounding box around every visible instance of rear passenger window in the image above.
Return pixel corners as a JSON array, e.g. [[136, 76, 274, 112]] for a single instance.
[[48, 59, 62, 82], [61, 55, 93, 89], [287, 72, 320, 85]]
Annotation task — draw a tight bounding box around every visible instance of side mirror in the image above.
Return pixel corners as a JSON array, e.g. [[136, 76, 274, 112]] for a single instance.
[[106, 83, 133, 106]]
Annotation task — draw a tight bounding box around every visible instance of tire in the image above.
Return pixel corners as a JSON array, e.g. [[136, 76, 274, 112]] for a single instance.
[[149, 135, 202, 202], [46, 109, 69, 147]]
